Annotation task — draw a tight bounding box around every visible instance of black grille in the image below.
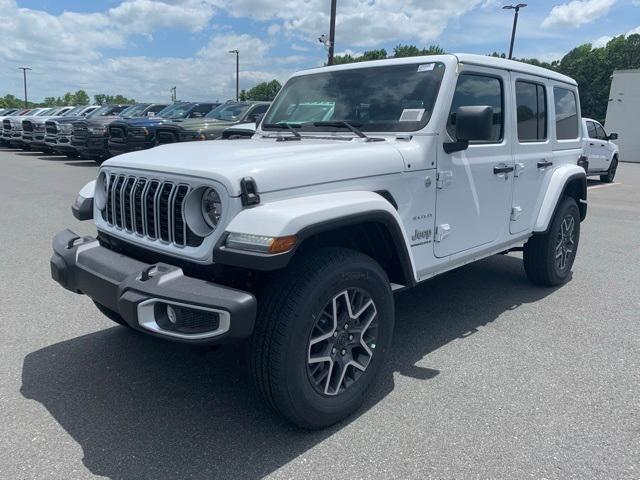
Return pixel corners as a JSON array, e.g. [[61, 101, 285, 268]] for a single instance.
[[157, 130, 178, 144], [109, 126, 126, 139], [102, 173, 201, 247], [155, 303, 220, 334], [73, 122, 88, 138], [3, 119, 11, 131], [45, 121, 58, 135], [22, 120, 34, 132]]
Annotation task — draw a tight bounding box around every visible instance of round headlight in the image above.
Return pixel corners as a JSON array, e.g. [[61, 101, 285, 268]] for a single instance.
[[95, 171, 108, 210], [201, 188, 222, 228]]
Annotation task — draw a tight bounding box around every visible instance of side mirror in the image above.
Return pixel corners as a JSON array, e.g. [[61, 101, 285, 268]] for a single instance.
[[608, 132, 618, 140], [444, 105, 494, 154]]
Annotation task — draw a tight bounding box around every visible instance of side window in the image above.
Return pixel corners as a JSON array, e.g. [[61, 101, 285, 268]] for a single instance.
[[247, 104, 269, 122], [515, 80, 547, 142], [586, 121, 597, 139], [447, 74, 503, 143], [595, 124, 607, 140], [553, 87, 579, 140]]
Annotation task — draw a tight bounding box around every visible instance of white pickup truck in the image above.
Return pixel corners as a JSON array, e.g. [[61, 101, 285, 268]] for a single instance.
[[51, 54, 587, 428], [581, 117, 619, 182]]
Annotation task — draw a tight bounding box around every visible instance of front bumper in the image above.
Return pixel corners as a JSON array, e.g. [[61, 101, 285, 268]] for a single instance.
[[108, 137, 156, 155], [50, 229, 257, 344], [72, 135, 109, 156]]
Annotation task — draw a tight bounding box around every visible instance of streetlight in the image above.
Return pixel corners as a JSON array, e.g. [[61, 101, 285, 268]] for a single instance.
[[170, 86, 177, 102], [503, 4, 527, 60], [18, 66, 32, 108], [318, 0, 337, 65], [229, 50, 239, 101]]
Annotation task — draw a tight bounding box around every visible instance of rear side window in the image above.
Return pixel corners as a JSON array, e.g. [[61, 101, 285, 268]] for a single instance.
[[447, 74, 504, 143], [554, 87, 579, 140], [586, 121, 597, 138], [516, 81, 547, 142]]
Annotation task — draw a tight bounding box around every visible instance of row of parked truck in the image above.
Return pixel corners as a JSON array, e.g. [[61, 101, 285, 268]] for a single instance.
[[0, 100, 270, 162]]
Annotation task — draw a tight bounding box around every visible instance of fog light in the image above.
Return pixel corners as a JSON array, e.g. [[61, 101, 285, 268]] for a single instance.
[[166, 305, 177, 324]]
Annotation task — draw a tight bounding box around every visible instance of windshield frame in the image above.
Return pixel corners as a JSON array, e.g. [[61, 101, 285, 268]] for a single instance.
[[262, 61, 446, 134]]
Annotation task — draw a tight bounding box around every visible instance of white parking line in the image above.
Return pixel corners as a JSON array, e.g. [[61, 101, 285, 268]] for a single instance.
[[588, 182, 621, 190]]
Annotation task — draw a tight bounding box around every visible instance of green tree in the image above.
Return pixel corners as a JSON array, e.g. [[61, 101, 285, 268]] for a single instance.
[[393, 44, 445, 57], [93, 93, 135, 105], [241, 80, 282, 101]]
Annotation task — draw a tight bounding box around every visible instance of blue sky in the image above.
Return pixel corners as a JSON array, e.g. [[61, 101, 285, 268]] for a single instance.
[[1, 0, 639, 103]]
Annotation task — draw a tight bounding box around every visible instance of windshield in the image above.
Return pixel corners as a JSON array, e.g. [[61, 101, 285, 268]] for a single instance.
[[205, 103, 250, 121], [63, 106, 83, 116], [158, 103, 195, 119], [36, 108, 53, 116], [119, 104, 149, 118], [87, 105, 126, 118], [263, 62, 446, 132]]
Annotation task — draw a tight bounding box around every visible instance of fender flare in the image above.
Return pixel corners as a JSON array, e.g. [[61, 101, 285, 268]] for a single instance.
[[533, 165, 586, 233], [214, 191, 417, 284]]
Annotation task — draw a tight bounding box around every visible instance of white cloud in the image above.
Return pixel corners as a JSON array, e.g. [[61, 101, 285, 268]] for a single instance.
[[542, 0, 616, 29], [213, 0, 486, 47]]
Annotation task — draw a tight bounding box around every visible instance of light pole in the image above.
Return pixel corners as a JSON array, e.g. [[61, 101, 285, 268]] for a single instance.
[[170, 86, 176, 102], [18, 66, 32, 108], [503, 4, 527, 60], [229, 50, 239, 101], [328, 0, 337, 65]]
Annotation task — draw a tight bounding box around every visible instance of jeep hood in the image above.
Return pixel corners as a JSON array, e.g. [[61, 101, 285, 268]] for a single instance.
[[103, 136, 405, 196]]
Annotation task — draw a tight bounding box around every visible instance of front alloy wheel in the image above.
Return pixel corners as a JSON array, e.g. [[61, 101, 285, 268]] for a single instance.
[[555, 214, 576, 273], [307, 288, 378, 396], [250, 247, 394, 429]]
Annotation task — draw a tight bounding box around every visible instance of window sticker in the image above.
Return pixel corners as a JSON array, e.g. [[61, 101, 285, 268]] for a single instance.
[[399, 108, 425, 122], [417, 63, 435, 72]]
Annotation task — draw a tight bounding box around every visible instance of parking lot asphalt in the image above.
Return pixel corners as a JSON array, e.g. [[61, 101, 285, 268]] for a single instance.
[[0, 149, 638, 480]]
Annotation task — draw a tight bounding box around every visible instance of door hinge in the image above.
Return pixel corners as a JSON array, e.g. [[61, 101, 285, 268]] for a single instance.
[[510, 206, 522, 221], [435, 224, 451, 242], [436, 171, 453, 189]]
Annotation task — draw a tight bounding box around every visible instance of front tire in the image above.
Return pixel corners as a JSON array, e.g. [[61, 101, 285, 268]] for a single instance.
[[524, 196, 580, 286], [600, 156, 618, 183], [250, 247, 394, 429]]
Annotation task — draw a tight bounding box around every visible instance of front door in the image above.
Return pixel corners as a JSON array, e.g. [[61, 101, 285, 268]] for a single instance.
[[434, 68, 514, 258], [585, 120, 606, 171], [510, 74, 553, 234]]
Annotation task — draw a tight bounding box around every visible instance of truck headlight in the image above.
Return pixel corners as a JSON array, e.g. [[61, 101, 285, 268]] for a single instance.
[[184, 186, 225, 237], [95, 171, 108, 210], [201, 188, 222, 228]]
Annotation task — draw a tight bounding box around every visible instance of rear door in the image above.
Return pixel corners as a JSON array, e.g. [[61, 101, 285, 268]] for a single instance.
[[509, 75, 553, 234], [434, 67, 514, 258]]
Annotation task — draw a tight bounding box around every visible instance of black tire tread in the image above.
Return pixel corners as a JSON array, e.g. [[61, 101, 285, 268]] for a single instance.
[[249, 247, 386, 427]]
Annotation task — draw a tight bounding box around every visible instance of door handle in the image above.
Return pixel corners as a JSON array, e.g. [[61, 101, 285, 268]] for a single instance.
[[493, 165, 514, 174], [589, 143, 595, 146], [537, 160, 553, 168]]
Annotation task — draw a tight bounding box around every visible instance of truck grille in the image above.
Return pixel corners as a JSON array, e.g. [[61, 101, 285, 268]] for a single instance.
[[109, 125, 126, 139], [102, 174, 201, 247], [3, 119, 12, 131], [156, 129, 178, 144], [73, 122, 88, 138], [45, 121, 58, 135], [22, 120, 34, 132]]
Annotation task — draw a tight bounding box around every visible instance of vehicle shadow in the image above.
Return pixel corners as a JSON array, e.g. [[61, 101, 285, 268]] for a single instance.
[[21, 254, 559, 480], [64, 161, 99, 167]]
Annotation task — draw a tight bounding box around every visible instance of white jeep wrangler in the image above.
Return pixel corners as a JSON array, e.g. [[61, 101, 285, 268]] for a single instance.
[[51, 54, 587, 429]]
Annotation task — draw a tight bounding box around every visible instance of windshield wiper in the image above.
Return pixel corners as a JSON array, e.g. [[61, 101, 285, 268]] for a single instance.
[[262, 122, 302, 141], [310, 121, 368, 139]]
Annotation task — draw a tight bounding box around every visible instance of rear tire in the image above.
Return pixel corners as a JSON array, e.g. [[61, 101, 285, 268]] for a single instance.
[[93, 301, 129, 327], [249, 247, 394, 429], [600, 156, 618, 183], [524, 196, 580, 286]]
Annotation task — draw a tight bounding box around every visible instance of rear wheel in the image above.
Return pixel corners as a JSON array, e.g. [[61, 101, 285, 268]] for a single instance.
[[250, 247, 394, 429], [600, 156, 618, 183], [524, 196, 580, 286]]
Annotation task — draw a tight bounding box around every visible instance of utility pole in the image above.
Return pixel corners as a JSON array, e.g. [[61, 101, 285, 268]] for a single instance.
[[18, 67, 32, 108], [229, 50, 239, 101], [328, 0, 337, 65], [503, 4, 527, 60]]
